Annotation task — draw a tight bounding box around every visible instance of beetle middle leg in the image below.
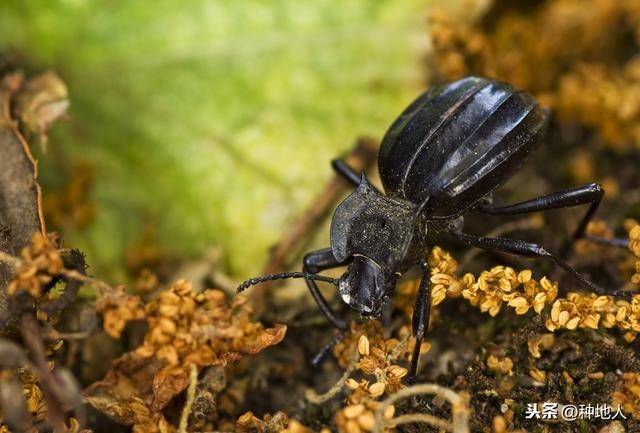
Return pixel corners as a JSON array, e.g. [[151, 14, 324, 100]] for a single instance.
[[448, 230, 633, 300], [408, 261, 431, 383], [477, 182, 629, 250]]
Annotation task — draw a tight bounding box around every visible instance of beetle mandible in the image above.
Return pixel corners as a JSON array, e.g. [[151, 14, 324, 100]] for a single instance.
[[238, 76, 631, 382]]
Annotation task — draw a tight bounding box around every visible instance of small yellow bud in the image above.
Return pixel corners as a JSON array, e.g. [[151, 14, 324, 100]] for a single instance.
[[358, 335, 370, 356]]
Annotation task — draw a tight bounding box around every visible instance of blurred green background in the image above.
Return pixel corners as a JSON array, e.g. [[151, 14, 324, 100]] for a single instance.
[[0, 1, 429, 281]]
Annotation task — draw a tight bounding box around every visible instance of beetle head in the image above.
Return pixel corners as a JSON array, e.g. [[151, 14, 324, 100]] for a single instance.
[[330, 174, 417, 316]]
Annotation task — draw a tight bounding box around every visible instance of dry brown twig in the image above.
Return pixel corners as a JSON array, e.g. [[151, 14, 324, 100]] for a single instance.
[[178, 364, 199, 433], [0, 248, 114, 295]]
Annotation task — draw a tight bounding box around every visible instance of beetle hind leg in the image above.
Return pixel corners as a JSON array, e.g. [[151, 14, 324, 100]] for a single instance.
[[477, 182, 630, 252], [449, 230, 633, 300]]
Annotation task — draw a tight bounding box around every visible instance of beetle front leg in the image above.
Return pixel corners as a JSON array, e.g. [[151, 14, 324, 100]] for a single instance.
[[408, 261, 431, 383], [303, 247, 351, 331]]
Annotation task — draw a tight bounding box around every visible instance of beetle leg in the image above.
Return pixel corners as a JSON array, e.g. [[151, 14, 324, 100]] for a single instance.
[[331, 158, 384, 194], [311, 330, 349, 366], [477, 183, 629, 250], [331, 159, 363, 187], [448, 230, 633, 300], [303, 248, 351, 331], [408, 261, 431, 383]]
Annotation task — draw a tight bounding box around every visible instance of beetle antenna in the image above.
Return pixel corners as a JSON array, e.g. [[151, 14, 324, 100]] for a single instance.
[[237, 272, 338, 293]]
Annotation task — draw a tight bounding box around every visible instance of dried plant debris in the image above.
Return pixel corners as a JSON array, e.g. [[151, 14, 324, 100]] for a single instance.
[[94, 284, 145, 339], [85, 280, 286, 431]]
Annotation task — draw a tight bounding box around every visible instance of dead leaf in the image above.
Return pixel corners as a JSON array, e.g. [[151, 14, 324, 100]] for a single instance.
[[151, 368, 191, 411], [84, 353, 161, 425]]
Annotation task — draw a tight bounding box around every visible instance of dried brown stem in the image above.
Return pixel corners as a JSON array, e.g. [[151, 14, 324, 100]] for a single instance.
[[374, 383, 469, 433], [178, 364, 199, 433]]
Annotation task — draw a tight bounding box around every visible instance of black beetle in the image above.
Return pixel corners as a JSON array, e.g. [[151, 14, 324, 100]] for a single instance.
[[238, 76, 630, 382]]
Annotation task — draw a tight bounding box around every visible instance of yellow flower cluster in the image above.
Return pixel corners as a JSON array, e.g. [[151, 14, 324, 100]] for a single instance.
[[544, 292, 640, 340], [427, 247, 558, 317], [334, 397, 395, 433], [529, 367, 547, 384], [135, 279, 286, 377], [330, 323, 419, 433], [352, 333, 410, 396], [486, 355, 514, 375], [334, 323, 422, 396], [545, 293, 609, 331], [427, 246, 463, 306], [543, 224, 640, 336], [629, 223, 640, 284], [527, 334, 555, 358], [235, 412, 317, 433], [7, 233, 63, 298], [95, 284, 145, 338], [402, 246, 640, 342], [612, 372, 640, 420], [462, 269, 557, 317]]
